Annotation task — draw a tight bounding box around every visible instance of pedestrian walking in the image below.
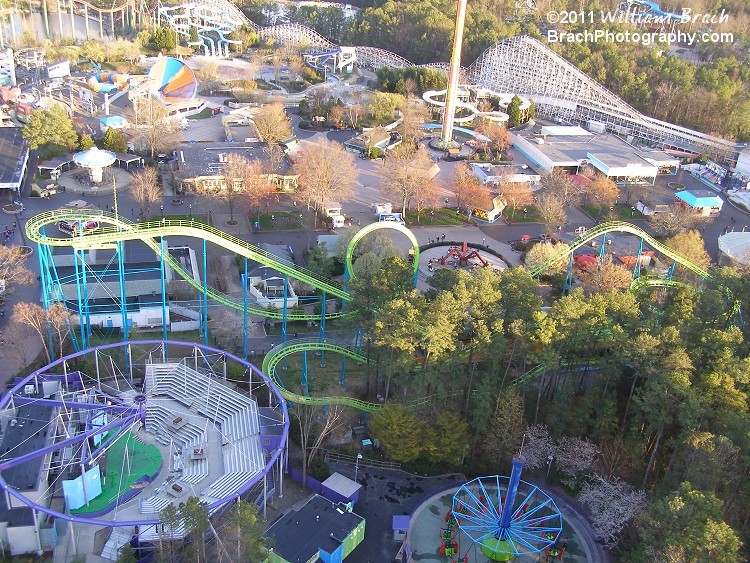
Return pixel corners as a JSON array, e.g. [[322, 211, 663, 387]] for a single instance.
[[732, 216, 736, 223]]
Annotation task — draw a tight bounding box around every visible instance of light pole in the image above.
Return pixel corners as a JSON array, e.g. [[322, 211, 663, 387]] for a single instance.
[[189, 204, 193, 218], [354, 453, 363, 482], [546, 455, 554, 478]]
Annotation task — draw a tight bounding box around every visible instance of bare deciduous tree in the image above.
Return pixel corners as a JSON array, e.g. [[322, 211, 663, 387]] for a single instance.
[[197, 153, 274, 224], [130, 166, 161, 220], [381, 146, 436, 215], [579, 254, 634, 294], [540, 170, 580, 206], [0, 245, 34, 294], [399, 98, 429, 146], [126, 96, 180, 158], [252, 102, 292, 172], [296, 139, 357, 224], [12, 302, 72, 363], [451, 167, 489, 212], [579, 475, 645, 547], [500, 181, 534, 219], [648, 204, 705, 236], [536, 192, 568, 234], [585, 173, 619, 207], [344, 101, 365, 130], [474, 121, 511, 157], [295, 404, 346, 486]]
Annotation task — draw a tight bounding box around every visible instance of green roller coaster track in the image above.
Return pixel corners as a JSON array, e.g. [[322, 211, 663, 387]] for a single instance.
[[27, 213, 722, 412], [529, 221, 710, 279], [261, 337, 378, 410], [344, 221, 420, 281], [26, 211, 420, 322]]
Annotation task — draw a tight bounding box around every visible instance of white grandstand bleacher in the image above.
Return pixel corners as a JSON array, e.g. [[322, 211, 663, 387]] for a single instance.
[[141, 363, 265, 511]]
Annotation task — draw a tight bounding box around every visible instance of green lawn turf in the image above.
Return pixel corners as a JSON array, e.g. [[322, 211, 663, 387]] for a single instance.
[[255, 211, 305, 230], [71, 431, 162, 515], [405, 208, 469, 226], [505, 205, 543, 223], [582, 203, 640, 221]]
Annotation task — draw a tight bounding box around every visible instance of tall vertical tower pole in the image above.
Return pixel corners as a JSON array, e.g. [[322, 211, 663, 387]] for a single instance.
[[439, 0, 469, 148]]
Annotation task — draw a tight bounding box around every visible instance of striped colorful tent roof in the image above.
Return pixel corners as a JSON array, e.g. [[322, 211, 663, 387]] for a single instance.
[[148, 57, 197, 104]]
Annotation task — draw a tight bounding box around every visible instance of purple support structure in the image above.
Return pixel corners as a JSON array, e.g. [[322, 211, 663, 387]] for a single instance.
[[0, 340, 289, 528], [0, 414, 139, 471], [11, 397, 136, 413], [499, 455, 526, 531]]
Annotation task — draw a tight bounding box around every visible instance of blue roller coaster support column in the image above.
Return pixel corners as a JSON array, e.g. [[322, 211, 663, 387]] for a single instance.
[[117, 240, 128, 345], [81, 249, 91, 350], [37, 239, 55, 359], [73, 248, 85, 351], [598, 232, 607, 261], [499, 455, 526, 531], [243, 257, 248, 361], [160, 237, 168, 342], [202, 238, 208, 347], [282, 275, 288, 370], [340, 356, 346, 388], [667, 260, 676, 281], [563, 252, 574, 296], [301, 350, 309, 396], [633, 237, 644, 279], [319, 292, 326, 368]]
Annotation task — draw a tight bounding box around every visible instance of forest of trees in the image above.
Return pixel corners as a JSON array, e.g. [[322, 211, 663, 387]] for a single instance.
[[337, 248, 750, 560]]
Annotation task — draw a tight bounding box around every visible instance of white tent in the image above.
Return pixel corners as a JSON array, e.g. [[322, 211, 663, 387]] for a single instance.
[[718, 232, 750, 266]]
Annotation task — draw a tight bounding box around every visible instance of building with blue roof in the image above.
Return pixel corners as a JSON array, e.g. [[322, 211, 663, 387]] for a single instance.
[[675, 189, 723, 217]]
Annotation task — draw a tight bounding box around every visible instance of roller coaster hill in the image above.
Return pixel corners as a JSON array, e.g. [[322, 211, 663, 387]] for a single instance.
[[25, 206, 734, 411]]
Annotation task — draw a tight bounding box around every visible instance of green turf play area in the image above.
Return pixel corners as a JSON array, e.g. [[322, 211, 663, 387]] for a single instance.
[[71, 431, 162, 514]]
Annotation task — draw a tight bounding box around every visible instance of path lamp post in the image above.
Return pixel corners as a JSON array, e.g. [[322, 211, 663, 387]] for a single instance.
[[160, 205, 164, 216], [189, 204, 193, 218], [631, 206, 635, 217], [546, 455, 554, 478], [354, 453, 363, 482]]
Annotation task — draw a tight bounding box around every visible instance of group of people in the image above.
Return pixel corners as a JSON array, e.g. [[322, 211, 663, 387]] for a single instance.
[[427, 234, 447, 244], [2, 222, 17, 245]]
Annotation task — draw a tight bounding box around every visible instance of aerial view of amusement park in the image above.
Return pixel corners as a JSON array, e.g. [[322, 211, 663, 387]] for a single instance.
[[0, 0, 748, 561]]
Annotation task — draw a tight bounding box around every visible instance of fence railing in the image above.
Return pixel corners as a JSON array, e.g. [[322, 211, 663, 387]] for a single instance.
[[323, 450, 401, 470]]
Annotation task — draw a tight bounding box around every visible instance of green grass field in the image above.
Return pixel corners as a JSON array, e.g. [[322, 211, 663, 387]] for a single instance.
[[71, 431, 162, 515], [506, 206, 542, 223], [255, 211, 306, 230], [405, 208, 469, 226]]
